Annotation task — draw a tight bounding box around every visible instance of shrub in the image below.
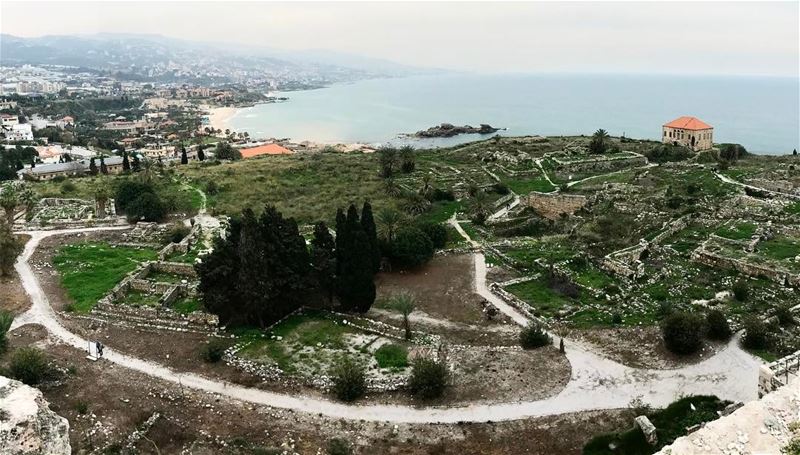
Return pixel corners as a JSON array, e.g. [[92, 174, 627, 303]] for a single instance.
[[661, 312, 705, 355], [125, 192, 167, 222], [59, 181, 76, 194], [199, 339, 227, 363], [327, 438, 353, 455], [9, 348, 53, 385], [164, 222, 190, 244], [611, 312, 623, 325], [204, 180, 219, 195], [491, 182, 510, 195], [115, 180, 156, 211], [418, 222, 447, 249], [429, 188, 455, 202], [389, 226, 434, 268], [742, 316, 769, 350], [374, 344, 408, 369], [408, 357, 449, 399], [775, 305, 795, 326], [0, 310, 13, 353], [331, 358, 366, 402], [732, 280, 749, 302], [519, 324, 551, 349], [705, 310, 732, 340]]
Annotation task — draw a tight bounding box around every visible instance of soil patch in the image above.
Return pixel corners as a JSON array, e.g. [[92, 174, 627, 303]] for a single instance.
[[568, 325, 726, 369]]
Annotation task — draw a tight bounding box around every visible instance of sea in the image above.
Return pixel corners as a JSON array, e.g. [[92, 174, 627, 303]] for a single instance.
[[226, 73, 800, 154]]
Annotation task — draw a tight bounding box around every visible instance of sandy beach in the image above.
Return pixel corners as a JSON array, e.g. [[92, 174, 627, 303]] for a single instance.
[[206, 106, 239, 131]]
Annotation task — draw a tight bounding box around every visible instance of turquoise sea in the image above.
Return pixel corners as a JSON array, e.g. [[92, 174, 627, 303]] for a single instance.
[[227, 73, 800, 154]]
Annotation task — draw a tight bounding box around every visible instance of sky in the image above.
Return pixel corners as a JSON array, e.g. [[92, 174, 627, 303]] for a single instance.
[[2, 1, 798, 77]]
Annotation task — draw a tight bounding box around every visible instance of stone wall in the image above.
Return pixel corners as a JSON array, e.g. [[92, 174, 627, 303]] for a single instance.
[[691, 248, 800, 287], [524, 192, 588, 220], [551, 155, 648, 179]]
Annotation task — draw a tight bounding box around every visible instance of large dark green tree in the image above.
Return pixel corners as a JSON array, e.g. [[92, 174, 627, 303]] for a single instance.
[[197, 206, 311, 327], [360, 201, 381, 273], [310, 221, 337, 305], [336, 204, 377, 313]]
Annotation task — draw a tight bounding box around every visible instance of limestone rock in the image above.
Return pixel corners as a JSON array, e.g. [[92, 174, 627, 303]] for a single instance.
[[0, 375, 70, 455]]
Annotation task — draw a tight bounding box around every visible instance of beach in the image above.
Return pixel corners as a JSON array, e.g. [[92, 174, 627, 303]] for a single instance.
[[206, 106, 239, 132]]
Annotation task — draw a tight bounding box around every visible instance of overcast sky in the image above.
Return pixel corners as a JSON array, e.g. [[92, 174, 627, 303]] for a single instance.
[[2, 1, 798, 77]]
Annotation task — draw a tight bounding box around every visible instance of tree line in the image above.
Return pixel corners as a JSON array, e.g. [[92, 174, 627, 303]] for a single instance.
[[197, 202, 383, 327]]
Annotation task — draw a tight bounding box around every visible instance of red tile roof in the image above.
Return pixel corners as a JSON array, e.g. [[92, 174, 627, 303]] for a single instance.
[[663, 116, 712, 130], [240, 143, 293, 158]]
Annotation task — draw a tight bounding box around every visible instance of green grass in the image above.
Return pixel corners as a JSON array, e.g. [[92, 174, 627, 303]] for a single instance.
[[505, 278, 575, 318], [374, 343, 409, 369], [171, 297, 203, 314], [759, 236, 800, 261], [583, 395, 730, 455], [784, 201, 800, 215], [120, 289, 161, 307], [53, 242, 158, 313], [714, 222, 757, 240], [417, 199, 464, 224], [166, 248, 202, 264], [146, 270, 187, 284], [667, 224, 713, 253], [502, 175, 556, 194], [177, 153, 400, 224]]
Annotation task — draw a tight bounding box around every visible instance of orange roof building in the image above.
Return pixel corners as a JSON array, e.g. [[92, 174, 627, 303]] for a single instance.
[[662, 116, 713, 151], [240, 143, 293, 159]]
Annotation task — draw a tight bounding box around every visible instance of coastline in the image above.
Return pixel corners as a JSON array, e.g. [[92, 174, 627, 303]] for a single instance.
[[207, 106, 240, 132]]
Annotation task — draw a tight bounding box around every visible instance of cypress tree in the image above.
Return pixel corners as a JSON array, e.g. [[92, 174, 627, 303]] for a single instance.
[[180, 146, 188, 165], [100, 157, 108, 174], [311, 222, 337, 305], [89, 158, 98, 175], [197, 145, 205, 162], [360, 201, 381, 272], [122, 151, 130, 172], [30, 157, 35, 168], [131, 155, 141, 172], [337, 204, 376, 313]]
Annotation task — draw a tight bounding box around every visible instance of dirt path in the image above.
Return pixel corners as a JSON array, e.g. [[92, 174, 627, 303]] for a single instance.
[[9, 220, 763, 424]]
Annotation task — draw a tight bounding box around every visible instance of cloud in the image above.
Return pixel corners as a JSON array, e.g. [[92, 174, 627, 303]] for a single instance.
[[2, 1, 797, 76]]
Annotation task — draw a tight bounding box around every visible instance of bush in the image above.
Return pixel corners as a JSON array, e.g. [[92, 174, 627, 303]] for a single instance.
[[661, 312, 705, 355], [9, 348, 53, 385], [732, 280, 749, 302], [742, 316, 769, 350], [331, 358, 366, 402], [775, 305, 795, 326], [327, 438, 353, 455], [491, 182, 510, 195], [389, 226, 434, 268], [611, 312, 623, 325], [408, 357, 449, 399], [115, 180, 156, 212], [374, 344, 409, 369], [204, 180, 219, 195], [418, 222, 447, 249], [59, 181, 76, 194], [199, 339, 227, 363], [164, 222, 190, 244], [0, 310, 13, 353], [705, 310, 732, 340], [429, 188, 455, 202], [519, 324, 551, 349], [125, 192, 167, 222]]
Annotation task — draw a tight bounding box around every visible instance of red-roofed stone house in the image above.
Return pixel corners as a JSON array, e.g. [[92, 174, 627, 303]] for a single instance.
[[662, 116, 713, 151]]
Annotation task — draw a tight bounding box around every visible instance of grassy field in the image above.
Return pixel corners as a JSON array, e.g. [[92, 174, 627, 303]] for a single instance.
[[501, 174, 556, 194], [53, 242, 158, 312], [171, 297, 203, 314], [714, 222, 757, 240], [177, 153, 400, 224]]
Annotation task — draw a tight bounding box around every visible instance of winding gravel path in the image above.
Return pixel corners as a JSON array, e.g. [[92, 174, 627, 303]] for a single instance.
[[9, 218, 761, 424]]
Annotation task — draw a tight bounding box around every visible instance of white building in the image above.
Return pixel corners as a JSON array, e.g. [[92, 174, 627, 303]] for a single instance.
[[5, 123, 34, 142]]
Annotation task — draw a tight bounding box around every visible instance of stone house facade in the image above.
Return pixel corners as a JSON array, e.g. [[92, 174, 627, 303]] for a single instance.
[[662, 116, 713, 151]]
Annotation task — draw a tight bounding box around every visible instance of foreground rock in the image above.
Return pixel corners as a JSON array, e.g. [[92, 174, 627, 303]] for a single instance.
[[0, 375, 71, 455], [415, 123, 502, 138]]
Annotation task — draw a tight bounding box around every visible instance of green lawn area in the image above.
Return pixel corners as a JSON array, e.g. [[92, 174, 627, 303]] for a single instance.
[[166, 247, 202, 264], [146, 270, 188, 284], [759, 236, 800, 260], [53, 242, 158, 313], [784, 201, 800, 215], [503, 238, 576, 266], [374, 343, 409, 369], [714, 222, 757, 240], [583, 396, 730, 455], [502, 174, 556, 194], [417, 199, 464, 224], [505, 278, 576, 318], [666, 224, 713, 253], [120, 289, 161, 307], [171, 297, 204, 314], [565, 260, 616, 290]]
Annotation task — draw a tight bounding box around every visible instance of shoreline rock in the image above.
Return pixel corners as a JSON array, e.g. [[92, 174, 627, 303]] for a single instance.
[[414, 123, 503, 138]]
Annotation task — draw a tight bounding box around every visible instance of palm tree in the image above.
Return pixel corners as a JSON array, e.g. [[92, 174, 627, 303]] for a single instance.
[[469, 190, 492, 224], [93, 178, 112, 219], [376, 207, 404, 242], [590, 129, 609, 154], [403, 192, 431, 215], [0, 184, 19, 225], [389, 292, 416, 340], [383, 178, 403, 197], [419, 173, 434, 198], [18, 184, 38, 221]]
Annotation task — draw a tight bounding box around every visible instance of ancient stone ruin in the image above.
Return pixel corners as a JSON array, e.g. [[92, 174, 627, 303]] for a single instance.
[[0, 375, 71, 455]]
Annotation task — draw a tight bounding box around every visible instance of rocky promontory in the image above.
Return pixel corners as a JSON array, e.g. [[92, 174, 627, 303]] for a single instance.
[[414, 123, 503, 138], [0, 375, 71, 455]]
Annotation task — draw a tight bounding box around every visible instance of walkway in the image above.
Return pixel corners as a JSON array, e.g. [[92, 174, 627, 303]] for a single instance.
[[8, 219, 761, 424]]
